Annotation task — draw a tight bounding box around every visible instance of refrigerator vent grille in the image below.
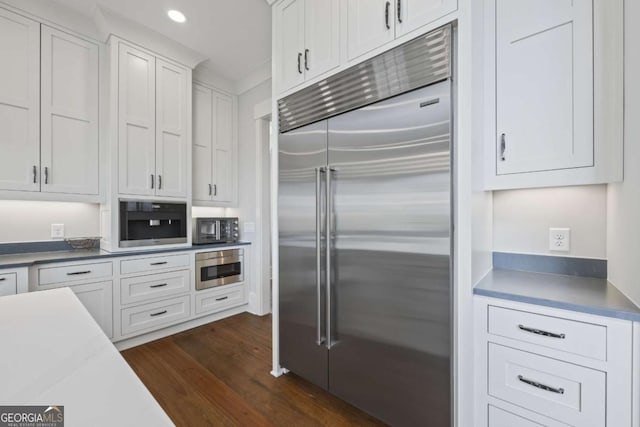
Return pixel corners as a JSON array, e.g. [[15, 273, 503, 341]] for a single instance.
[[278, 24, 452, 133]]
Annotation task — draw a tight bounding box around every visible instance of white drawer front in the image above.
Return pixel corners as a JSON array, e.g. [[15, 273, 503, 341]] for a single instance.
[[488, 406, 543, 427], [195, 284, 246, 315], [120, 269, 191, 305], [120, 253, 190, 275], [488, 344, 605, 427], [38, 262, 113, 286], [488, 305, 607, 361], [0, 273, 17, 296], [121, 295, 190, 336]]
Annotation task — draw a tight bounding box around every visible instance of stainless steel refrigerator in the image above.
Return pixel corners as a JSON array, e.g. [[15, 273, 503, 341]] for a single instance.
[[278, 26, 452, 427]]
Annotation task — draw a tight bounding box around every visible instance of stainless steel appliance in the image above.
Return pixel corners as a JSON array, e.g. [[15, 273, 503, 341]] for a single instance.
[[193, 217, 239, 245], [278, 25, 453, 427], [195, 249, 244, 290], [119, 201, 187, 248]]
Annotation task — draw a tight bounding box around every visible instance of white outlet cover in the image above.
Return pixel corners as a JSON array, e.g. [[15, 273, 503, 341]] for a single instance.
[[244, 222, 256, 233], [549, 227, 570, 252], [51, 223, 65, 239]]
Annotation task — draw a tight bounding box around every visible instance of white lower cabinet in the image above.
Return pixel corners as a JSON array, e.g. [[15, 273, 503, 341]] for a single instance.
[[121, 295, 191, 336], [30, 260, 114, 338], [475, 296, 635, 427], [195, 283, 247, 315], [71, 281, 113, 338], [120, 269, 190, 305], [0, 272, 17, 297], [488, 406, 544, 427]]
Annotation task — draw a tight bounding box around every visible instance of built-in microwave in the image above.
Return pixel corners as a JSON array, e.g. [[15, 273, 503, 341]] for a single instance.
[[119, 201, 188, 248], [193, 217, 239, 245], [195, 249, 244, 290]]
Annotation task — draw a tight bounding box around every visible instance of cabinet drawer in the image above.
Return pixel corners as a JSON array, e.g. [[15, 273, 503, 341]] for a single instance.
[[488, 305, 607, 361], [0, 273, 17, 297], [488, 406, 543, 427], [488, 344, 605, 427], [38, 262, 113, 286], [121, 295, 190, 336], [120, 253, 190, 275], [195, 284, 246, 315], [120, 269, 190, 305]]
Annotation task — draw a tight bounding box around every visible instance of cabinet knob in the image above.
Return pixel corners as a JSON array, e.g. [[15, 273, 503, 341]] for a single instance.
[[500, 133, 506, 161], [397, 0, 402, 23], [297, 52, 303, 74], [304, 49, 310, 71], [44, 166, 49, 184], [32, 165, 37, 184]]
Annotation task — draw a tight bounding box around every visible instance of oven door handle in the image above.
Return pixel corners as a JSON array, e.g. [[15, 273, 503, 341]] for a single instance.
[[197, 256, 243, 268], [215, 220, 221, 241]]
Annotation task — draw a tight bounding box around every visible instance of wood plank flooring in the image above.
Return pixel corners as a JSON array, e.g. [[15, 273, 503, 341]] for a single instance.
[[121, 313, 387, 427]]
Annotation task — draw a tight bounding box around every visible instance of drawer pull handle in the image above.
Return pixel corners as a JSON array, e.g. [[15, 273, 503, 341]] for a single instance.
[[216, 296, 229, 301], [150, 310, 168, 317], [0, 278, 5, 281], [150, 283, 168, 288], [517, 375, 564, 395], [518, 324, 565, 339], [67, 270, 92, 276], [150, 262, 168, 266]]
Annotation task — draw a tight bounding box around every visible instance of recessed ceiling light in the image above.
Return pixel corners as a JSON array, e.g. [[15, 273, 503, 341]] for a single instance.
[[167, 10, 186, 23]]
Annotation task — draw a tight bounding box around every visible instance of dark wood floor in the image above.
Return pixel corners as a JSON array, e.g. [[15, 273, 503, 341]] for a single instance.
[[121, 313, 387, 427]]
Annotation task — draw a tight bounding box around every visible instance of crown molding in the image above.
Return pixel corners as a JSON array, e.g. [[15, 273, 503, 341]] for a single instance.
[[95, 5, 207, 69]]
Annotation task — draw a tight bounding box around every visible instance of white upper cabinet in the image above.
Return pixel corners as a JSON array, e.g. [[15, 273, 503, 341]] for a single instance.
[[155, 59, 189, 198], [118, 41, 190, 199], [192, 83, 213, 202], [346, 0, 457, 61], [396, 0, 457, 37], [496, 0, 593, 175], [212, 94, 233, 203], [346, 0, 396, 61], [485, 0, 622, 189], [192, 82, 237, 206], [118, 43, 156, 196], [303, 0, 340, 81], [275, 0, 340, 93], [41, 25, 99, 196], [276, 0, 305, 93], [0, 8, 40, 192]]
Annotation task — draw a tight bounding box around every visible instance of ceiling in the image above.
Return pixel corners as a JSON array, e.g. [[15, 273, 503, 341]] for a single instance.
[[53, 0, 272, 83]]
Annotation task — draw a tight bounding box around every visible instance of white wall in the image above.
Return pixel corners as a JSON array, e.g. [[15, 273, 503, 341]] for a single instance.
[[493, 185, 607, 258], [236, 78, 272, 313], [607, 0, 640, 305], [0, 201, 100, 242]]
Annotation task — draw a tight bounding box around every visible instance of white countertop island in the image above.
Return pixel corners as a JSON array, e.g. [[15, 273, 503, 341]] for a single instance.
[[0, 288, 174, 427]]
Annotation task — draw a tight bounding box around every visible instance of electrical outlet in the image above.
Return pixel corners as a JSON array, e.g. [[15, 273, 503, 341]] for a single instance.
[[244, 222, 256, 233], [549, 228, 570, 252], [51, 224, 65, 239]]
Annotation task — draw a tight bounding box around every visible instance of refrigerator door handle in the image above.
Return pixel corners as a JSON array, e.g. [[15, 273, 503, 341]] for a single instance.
[[326, 167, 336, 349], [316, 167, 326, 345]]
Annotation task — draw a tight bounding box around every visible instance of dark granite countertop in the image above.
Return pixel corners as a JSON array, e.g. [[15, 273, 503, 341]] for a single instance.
[[0, 241, 251, 269], [474, 268, 640, 322]]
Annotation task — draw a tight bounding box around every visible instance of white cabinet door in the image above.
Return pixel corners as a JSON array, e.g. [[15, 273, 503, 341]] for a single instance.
[[212, 93, 234, 203], [395, 0, 457, 37], [72, 281, 113, 338], [192, 83, 214, 202], [40, 26, 99, 195], [346, 0, 395, 61], [118, 43, 156, 196], [275, 0, 305, 93], [155, 59, 188, 198], [496, 0, 593, 175], [303, 0, 340, 80], [0, 9, 40, 192]]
